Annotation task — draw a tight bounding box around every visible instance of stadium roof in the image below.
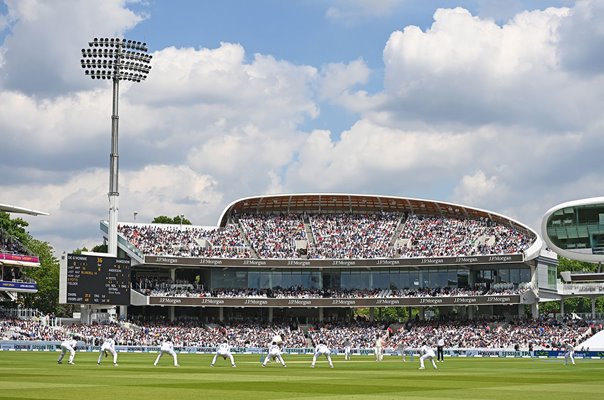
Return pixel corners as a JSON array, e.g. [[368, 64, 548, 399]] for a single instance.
[[219, 193, 543, 260], [218, 193, 534, 233], [0, 203, 49, 216]]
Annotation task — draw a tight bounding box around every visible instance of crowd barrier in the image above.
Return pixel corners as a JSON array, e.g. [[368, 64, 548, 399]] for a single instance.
[[1, 341, 603, 359]]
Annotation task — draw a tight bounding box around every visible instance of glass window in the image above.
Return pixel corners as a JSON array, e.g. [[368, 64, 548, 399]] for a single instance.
[[399, 269, 410, 289], [499, 268, 510, 284], [373, 271, 389, 289], [510, 269, 520, 284], [259, 271, 270, 288], [247, 271, 259, 289], [520, 268, 531, 284], [457, 269, 469, 288], [409, 270, 420, 288], [447, 268, 457, 287], [389, 269, 401, 290], [290, 271, 302, 287], [272, 271, 283, 288]]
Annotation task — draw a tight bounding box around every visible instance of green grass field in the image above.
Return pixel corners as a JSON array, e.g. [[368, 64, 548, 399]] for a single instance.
[[0, 352, 602, 400]]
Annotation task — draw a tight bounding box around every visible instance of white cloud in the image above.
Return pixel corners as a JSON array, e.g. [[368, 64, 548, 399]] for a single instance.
[[373, 6, 604, 132], [0, 164, 223, 254], [452, 170, 500, 207], [0, 0, 144, 95], [557, 0, 604, 76], [316, 58, 370, 101]]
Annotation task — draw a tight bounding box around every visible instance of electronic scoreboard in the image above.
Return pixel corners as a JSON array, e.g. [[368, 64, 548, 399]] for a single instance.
[[64, 253, 130, 305]]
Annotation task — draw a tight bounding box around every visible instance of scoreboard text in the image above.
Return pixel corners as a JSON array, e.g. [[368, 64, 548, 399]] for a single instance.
[[66, 254, 130, 305]]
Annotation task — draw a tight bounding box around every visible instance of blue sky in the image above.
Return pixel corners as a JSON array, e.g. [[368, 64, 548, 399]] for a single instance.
[[0, 0, 601, 255]]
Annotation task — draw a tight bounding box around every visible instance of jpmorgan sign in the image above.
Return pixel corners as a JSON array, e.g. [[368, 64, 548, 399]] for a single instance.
[[148, 295, 522, 308], [145, 254, 523, 268]]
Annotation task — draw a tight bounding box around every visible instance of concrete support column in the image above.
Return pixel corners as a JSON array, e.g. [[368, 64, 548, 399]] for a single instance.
[[530, 264, 537, 289], [219, 307, 224, 322], [560, 299, 565, 316], [592, 298, 596, 319], [119, 306, 128, 321], [268, 308, 273, 322], [169, 306, 175, 322], [467, 306, 474, 320], [419, 307, 425, 321], [369, 307, 375, 322], [531, 302, 539, 319], [170, 268, 176, 281], [319, 308, 324, 322]]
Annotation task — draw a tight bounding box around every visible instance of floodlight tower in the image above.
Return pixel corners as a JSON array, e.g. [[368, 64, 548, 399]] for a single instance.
[[80, 38, 152, 256]]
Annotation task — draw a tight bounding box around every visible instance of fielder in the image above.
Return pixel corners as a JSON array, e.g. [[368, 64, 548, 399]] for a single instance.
[[419, 344, 438, 370], [57, 338, 78, 365], [564, 340, 576, 366], [344, 338, 352, 361], [262, 341, 286, 367], [154, 338, 179, 367], [98, 335, 118, 366], [375, 335, 384, 362], [211, 339, 236, 367], [311, 340, 334, 368]]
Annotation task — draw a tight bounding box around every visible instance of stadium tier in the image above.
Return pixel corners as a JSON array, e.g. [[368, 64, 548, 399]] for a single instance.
[[0, 212, 42, 299], [75, 193, 558, 324]]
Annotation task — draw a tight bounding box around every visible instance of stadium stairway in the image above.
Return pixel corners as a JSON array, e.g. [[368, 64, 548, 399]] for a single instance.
[[576, 329, 604, 351]]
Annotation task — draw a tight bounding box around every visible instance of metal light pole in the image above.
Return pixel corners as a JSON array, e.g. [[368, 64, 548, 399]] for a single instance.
[[81, 38, 152, 256]]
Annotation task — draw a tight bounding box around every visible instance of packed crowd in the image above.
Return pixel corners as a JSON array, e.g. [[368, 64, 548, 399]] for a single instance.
[[118, 213, 534, 260], [118, 224, 251, 258], [239, 213, 307, 259], [307, 213, 400, 259], [0, 316, 593, 352], [395, 215, 532, 258]]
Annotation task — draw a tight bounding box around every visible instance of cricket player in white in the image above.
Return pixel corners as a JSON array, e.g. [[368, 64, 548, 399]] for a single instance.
[[98, 335, 118, 366], [262, 341, 286, 367], [564, 341, 576, 366], [419, 344, 438, 370], [211, 340, 236, 367], [375, 336, 385, 361], [344, 338, 352, 361], [311, 340, 334, 368], [154, 338, 179, 367], [397, 343, 407, 362], [57, 338, 78, 365]]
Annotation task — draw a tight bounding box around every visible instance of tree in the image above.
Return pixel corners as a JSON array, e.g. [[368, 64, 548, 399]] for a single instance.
[[0, 211, 29, 244], [152, 215, 192, 225], [19, 240, 70, 315]]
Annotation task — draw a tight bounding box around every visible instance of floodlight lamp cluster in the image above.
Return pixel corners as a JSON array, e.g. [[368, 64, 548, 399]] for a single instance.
[[81, 37, 152, 82]]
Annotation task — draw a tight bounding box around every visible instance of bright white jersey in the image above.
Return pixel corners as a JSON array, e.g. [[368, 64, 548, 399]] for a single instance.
[[268, 344, 281, 355], [565, 343, 574, 352], [437, 338, 445, 347], [62, 339, 77, 348], [102, 338, 116, 348], [217, 343, 231, 354], [421, 345, 435, 357], [272, 335, 283, 344], [160, 341, 174, 352], [375, 338, 383, 347], [315, 344, 330, 354]]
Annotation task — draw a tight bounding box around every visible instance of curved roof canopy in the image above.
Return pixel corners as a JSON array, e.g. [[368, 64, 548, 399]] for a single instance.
[[218, 193, 536, 237], [0, 203, 49, 216]]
